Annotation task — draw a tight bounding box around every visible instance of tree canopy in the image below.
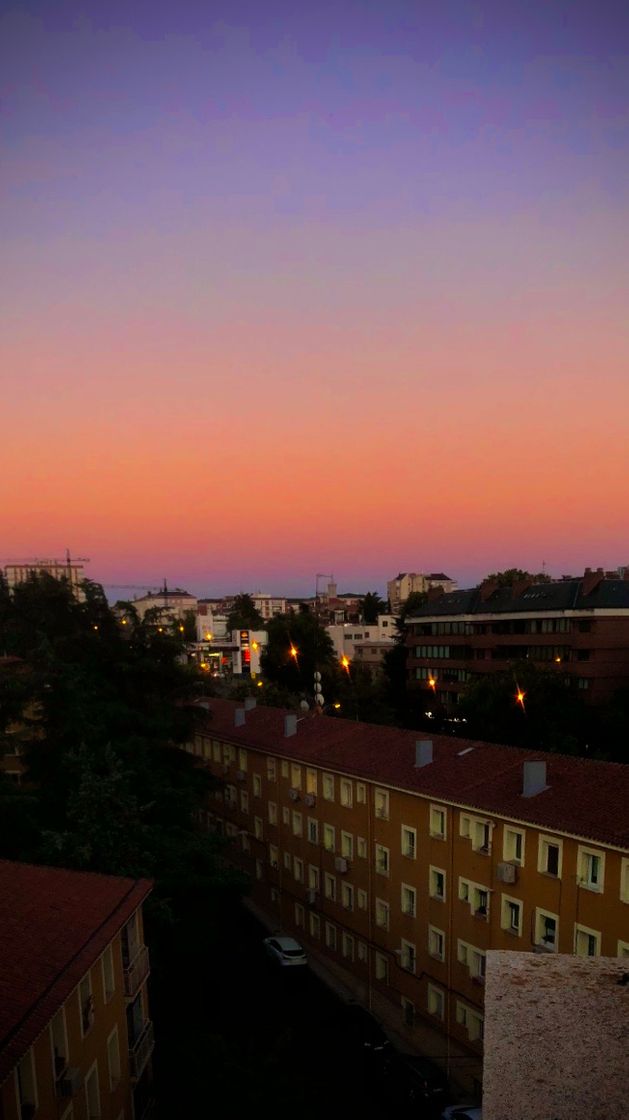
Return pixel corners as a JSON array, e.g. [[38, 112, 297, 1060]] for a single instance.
[[483, 568, 551, 586], [227, 593, 264, 632], [261, 612, 337, 704], [360, 591, 386, 624]]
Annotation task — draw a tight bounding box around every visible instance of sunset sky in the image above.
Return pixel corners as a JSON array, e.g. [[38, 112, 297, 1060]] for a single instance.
[[2, 0, 628, 596]]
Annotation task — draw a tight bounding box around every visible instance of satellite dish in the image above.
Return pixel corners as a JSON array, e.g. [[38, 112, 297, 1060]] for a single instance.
[[315, 693, 324, 706], [314, 671, 322, 682], [299, 699, 310, 711], [314, 682, 322, 693]]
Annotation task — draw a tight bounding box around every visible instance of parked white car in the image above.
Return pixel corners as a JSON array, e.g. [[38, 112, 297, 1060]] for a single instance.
[[263, 936, 308, 967]]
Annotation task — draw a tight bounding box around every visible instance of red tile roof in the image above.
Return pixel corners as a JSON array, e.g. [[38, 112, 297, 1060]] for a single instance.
[[0, 862, 152, 1085], [198, 700, 629, 850]]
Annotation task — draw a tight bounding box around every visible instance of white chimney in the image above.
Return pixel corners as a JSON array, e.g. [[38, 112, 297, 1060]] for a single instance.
[[522, 760, 548, 797], [234, 708, 246, 727], [284, 714, 297, 737], [415, 740, 433, 767]]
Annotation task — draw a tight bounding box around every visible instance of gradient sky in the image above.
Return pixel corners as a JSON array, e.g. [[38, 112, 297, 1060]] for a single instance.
[[2, 0, 628, 596]]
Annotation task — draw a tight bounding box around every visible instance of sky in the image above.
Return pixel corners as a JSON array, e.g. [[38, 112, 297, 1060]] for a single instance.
[[1, 0, 628, 597]]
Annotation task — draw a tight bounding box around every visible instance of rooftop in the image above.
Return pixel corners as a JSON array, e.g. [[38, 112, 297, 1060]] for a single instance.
[[198, 699, 629, 850], [0, 862, 152, 1083], [407, 574, 629, 618]]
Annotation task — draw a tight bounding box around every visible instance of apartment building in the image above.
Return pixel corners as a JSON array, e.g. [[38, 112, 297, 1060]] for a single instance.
[[186, 699, 629, 1092], [406, 568, 629, 708], [0, 862, 154, 1120], [387, 572, 457, 615], [3, 559, 86, 600], [130, 588, 197, 623], [251, 594, 287, 621]]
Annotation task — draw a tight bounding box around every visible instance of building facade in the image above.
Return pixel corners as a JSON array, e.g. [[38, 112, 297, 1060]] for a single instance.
[[0, 862, 154, 1120], [130, 588, 197, 623], [185, 700, 629, 1094], [388, 572, 457, 615], [3, 559, 86, 599], [406, 569, 629, 709]]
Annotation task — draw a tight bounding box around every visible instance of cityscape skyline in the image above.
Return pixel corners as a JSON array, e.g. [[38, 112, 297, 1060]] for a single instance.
[[2, 0, 628, 601]]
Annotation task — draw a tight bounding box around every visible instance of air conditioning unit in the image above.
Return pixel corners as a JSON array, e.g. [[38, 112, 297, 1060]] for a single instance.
[[304, 793, 316, 807], [235, 770, 246, 782], [496, 862, 518, 884], [334, 857, 349, 874], [306, 888, 318, 904], [289, 788, 300, 801], [57, 1068, 82, 1097]]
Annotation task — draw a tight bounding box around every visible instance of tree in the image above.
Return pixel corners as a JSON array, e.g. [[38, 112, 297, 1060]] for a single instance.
[[399, 590, 428, 622], [227, 593, 264, 632], [261, 613, 337, 703], [360, 591, 386, 624], [483, 569, 551, 586]]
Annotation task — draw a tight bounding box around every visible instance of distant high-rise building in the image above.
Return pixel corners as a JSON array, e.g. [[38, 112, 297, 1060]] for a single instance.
[[387, 571, 457, 615], [3, 557, 86, 599]]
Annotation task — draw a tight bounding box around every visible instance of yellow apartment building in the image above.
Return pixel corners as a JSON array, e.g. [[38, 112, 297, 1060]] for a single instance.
[[188, 698, 629, 1093], [0, 862, 154, 1120]]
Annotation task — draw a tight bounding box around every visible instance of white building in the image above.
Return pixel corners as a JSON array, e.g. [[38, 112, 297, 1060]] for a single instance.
[[326, 614, 397, 659], [3, 557, 86, 599], [251, 593, 287, 621], [387, 571, 457, 614]]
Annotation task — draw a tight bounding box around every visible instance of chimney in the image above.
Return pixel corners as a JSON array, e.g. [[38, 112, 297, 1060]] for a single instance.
[[234, 708, 245, 727], [244, 697, 256, 711], [284, 714, 297, 737], [582, 567, 605, 596], [415, 739, 433, 768], [480, 578, 499, 602], [522, 760, 548, 798]]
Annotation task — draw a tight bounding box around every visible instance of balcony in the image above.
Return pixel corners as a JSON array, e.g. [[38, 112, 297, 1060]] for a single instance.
[[124, 945, 150, 998], [129, 1019, 155, 1081]]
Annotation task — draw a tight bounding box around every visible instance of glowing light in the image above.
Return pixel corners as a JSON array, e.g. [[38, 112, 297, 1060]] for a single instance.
[[251, 640, 259, 651], [204, 632, 212, 641], [333, 702, 341, 709], [341, 655, 350, 672], [516, 688, 526, 708], [428, 676, 437, 690], [179, 624, 184, 633], [289, 645, 298, 659], [554, 656, 561, 663], [257, 681, 264, 688], [121, 618, 127, 625], [93, 624, 98, 631]]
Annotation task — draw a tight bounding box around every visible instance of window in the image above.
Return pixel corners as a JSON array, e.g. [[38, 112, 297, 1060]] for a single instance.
[[535, 909, 558, 950], [323, 824, 336, 853], [342, 932, 355, 960], [472, 819, 492, 853], [50, 1009, 68, 1076], [401, 884, 417, 917], [255, 859, 263, 880], [340, 779, 353, 807], [460, 814, 471, 838], [253, 774, 262, 797], [574, 924, 601, 957], [240, 790, 249, 813], [503, 828, 525, 865], [538, 835, 562, 877], [341, 882, 354, 911], [401, 997, 415, 1027], [357, 940, 368, 962], [621, 859, 629, 903], [16, 1050, 37, 1115], [427, 985, 444, 1019], [292, 811, 302, 837], [356, 782, 366, 804], [254, 816, 263, 840], [374, 952, 389, 982], [401, 826, 416, 859], [293, 857, 304, 882], [428, 926, 445, 960], [324, 873, 336, 901], [400, 940, 416, 973], [501, 896, 522, 935], [269, 844, 279, 868], [241, 832, 250, 853], [375, 898, 390, 929], [268, 802, 277, 825], [223, 743, 235, 765], [238, 748, 247, 771], [270, 887, 279, 904], [357, 888, 368, 910], [429, 867, 446, 901], [291, 764, 302, 788], [266, 757, 276, 780], [458, 942, 486, 981], [294, 902, 305, 927], [212, 741, 221, 763], [375, 844, 389, 875], [340, 831, 353, 859], [323, 773, 335, 801], [84, 1062, 100, 1119], [101, 946, 115, 1002], [357, 836, 367, 859], [459, 878, 470, 902], [457, 1003, 484, 1042], [107, 1027, 121, 1091], [282, 807, 290, 825], [309, 913, 320, 938], [430, 805, 446, 839], [79, 973, 94, 1036], [307, 817, 318, 844], [325, 922, 337, 950], [374, 788, 389, 819], [306, 768, 317, 795], [578, 847, 605, 892], [617, 940, 629, 958], [308, 865, 319, 891], [281, 761, 289, 778]]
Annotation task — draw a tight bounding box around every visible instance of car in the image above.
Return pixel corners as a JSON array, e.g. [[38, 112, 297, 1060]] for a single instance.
[[383, 1050, 448, 1103], [441, 1107, 483, 1120], [340, 1002, 392, 1053], [262, 935, 308, 967]]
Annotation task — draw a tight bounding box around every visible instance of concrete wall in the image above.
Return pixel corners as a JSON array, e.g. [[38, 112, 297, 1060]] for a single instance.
[[483, 951, 629, 1120]]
